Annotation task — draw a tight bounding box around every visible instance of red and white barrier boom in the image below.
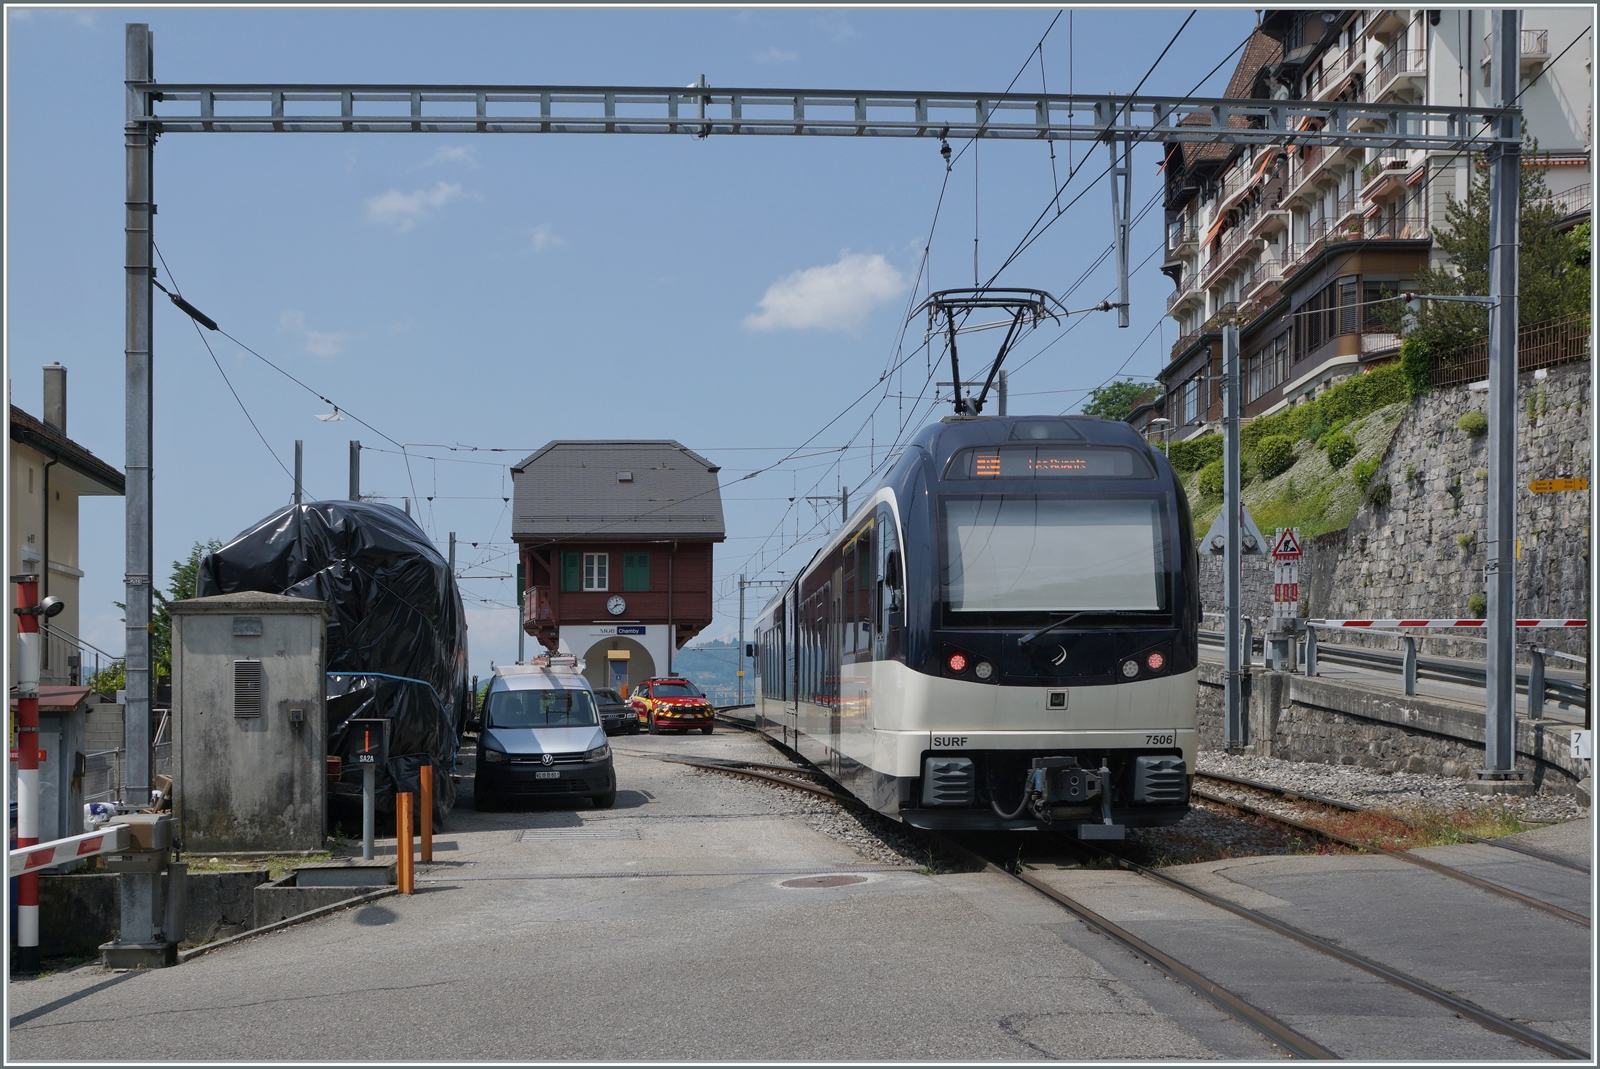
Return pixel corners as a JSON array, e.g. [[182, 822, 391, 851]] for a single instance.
[[1307, 619, 1587, 628], [11, 574, 42, 972], [9, 824, 130, 878]]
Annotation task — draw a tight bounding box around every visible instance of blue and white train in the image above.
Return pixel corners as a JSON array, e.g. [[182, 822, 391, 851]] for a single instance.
[[750, 414, 1199, 835]]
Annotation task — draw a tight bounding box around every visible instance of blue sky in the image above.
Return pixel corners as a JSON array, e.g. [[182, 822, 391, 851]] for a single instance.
[[5, 5, 1256, 674]]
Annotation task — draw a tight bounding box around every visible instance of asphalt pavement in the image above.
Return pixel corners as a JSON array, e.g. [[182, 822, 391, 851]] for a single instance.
[[8, 728, 1282, 1061]]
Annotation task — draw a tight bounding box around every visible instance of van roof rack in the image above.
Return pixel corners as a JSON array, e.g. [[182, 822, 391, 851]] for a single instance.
[[497, 654, 583, 675]]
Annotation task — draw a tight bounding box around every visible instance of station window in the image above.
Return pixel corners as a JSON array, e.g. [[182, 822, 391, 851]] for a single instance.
[[583, 553, 609, 592]]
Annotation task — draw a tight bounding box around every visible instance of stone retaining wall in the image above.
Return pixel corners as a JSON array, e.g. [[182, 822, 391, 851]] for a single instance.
[[1200, 361, 1590, 660], [1196, 663, 1584, 793]]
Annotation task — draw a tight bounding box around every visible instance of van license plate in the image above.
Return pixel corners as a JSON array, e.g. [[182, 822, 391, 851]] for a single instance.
[[536, 770, 560, 780]]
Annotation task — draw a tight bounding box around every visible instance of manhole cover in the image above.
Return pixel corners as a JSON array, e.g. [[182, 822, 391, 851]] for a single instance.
[[780, 874, 868, 889]]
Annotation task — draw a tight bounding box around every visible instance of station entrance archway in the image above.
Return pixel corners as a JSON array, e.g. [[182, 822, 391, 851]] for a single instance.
[[582, 636, 655, 695]]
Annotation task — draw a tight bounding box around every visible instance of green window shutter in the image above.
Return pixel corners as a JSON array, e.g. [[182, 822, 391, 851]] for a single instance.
[[561, 552, 581, 592], [623, 552, 651, 592]]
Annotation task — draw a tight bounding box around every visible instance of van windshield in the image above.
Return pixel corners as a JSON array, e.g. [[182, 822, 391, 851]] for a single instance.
[[486, 688, 599, 729]]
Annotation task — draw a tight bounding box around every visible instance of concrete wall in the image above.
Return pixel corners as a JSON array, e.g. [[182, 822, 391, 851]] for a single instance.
[[171, 593, 328, 853], [37, 869, 274, 956], [1197, 662, 1585, 792], [1200, 362, 1590, 659]]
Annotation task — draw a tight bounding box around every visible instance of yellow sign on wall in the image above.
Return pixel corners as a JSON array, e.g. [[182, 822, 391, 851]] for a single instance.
[[1529, 478, 1588, 494]]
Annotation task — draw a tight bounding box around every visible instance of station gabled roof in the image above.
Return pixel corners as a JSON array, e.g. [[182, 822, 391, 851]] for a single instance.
[[511, 440, 725, 543]]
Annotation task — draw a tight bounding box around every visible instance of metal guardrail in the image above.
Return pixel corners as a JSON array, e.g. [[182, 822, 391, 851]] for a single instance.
[[1198, 627, 1588, 714]]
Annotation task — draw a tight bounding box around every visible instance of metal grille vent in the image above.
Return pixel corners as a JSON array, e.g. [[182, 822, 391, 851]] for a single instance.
[[233, 659, 262, 718]]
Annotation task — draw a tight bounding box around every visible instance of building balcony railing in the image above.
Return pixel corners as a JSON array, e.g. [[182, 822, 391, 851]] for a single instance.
[[1540, 184, 1592, 218], [1167, 279, 1202, 314], [1243, 260, 1284, 301], [1363, 213, 1429, 241], [1167, 218, 1198, 257], [1170, 329, 1204, 361], [1482, 28, 1550, 69], [1372, 47, 1426, 98], [524, 585, 553, 634], [1202, 302, 1240, 332]]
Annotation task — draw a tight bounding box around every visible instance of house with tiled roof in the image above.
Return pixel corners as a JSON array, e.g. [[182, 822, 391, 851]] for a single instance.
[[511, 440, 725, 691]]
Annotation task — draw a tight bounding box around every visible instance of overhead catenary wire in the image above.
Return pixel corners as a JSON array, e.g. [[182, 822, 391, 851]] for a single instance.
[[148, 249, 295, 486]]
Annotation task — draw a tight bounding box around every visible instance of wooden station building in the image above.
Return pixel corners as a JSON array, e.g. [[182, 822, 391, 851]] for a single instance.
[[512, 440, 725, 693]]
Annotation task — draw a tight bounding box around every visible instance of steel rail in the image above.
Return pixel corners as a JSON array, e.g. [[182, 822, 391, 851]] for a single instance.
[[929, 833, 1337, 1059], [622, 751, 857, 805], [712, 722, 1337, 1059], [1195, 770, 1591, 875], [1191, 787, 1589, 929], [1065, 837, 1591, 1061], [717, 708, 1587, 1058]]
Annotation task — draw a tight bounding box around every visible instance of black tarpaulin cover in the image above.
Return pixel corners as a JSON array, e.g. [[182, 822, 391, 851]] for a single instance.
[[195, 500, 468, 814]]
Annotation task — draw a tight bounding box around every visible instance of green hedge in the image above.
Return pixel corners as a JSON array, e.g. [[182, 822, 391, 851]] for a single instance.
[[1255, 435, 1296, 478], [1324, 431, 1357, 469], [1197, 458, 1224, 497], [1167, 433, 1222, 474], [1241, 363, 1412, 449]]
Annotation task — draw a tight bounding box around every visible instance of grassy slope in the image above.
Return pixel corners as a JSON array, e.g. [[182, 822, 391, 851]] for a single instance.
[[1189, 401, 1408, 538]]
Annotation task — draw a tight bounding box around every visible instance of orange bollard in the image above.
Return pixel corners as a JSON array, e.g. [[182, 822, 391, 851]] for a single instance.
[[396, 790, 414, 894], [420, 765, 433, 864]]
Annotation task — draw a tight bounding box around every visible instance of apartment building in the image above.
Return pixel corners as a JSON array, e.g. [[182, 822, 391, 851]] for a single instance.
[[1148, 9, 1592, 442]]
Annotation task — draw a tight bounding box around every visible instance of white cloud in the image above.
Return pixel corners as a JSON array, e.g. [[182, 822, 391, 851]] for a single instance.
[[743, 251, 906, 333], [279, 309, 350, 358], [421, 144, 477, 168], [755, 46, 798, 62], [528, 224, 565, 253], [364, 180, 465, 231]]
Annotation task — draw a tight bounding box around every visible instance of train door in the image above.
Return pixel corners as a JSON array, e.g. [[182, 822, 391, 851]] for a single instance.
[[874, 504, 903, 662], [829, 583, 842, 773]]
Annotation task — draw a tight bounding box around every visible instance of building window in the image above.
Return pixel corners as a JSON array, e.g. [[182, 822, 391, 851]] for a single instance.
[[583, 553, 609, 591], [1247, 351, 1262, 401], [622, 552, 651, 592], [1183, 378, 1199, 423]]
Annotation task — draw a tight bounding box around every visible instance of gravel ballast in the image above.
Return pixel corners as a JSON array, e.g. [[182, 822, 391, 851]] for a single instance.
[[1197, 750, 1587, 824]]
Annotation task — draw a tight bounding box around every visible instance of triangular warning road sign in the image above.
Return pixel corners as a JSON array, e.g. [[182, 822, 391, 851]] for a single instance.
[[1201, 502, 1269, 555], [1271, 527, 1303, 559]]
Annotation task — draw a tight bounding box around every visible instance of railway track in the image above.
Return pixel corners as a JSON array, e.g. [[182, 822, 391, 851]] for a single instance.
[[1189, 776, 1589, 929], [1195, 769, 1591, 874], [664, 723, 1590, 1060]]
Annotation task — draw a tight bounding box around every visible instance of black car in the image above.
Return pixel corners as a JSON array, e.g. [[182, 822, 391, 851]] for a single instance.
[[593, 688, 639, 735]]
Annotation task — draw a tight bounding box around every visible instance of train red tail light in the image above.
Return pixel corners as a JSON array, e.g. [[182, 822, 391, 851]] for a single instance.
[[1146, 652, 1165, 672], [947, 653, 969, 674]]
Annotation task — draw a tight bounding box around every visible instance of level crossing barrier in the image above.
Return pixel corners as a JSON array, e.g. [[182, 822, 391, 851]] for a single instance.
[[8, 823, 131, 878]]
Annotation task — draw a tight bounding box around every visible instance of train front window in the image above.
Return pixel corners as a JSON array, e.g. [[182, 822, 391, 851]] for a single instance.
[[941, 496, 1166, 614]]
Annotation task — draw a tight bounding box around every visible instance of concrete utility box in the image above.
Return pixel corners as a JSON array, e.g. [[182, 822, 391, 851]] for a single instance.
[[171, 592, 328, 853]]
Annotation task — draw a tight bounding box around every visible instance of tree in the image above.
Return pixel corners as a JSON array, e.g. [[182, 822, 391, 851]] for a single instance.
[[114, 539, 222, 682], [1080, 380, 1160, 422], [1386, 141, 1591, 372]]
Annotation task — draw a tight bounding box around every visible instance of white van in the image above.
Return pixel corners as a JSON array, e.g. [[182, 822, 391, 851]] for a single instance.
[[472, 656, 615, 810]]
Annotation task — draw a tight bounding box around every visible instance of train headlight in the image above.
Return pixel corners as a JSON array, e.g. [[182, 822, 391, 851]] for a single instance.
[[974, 660, 994, 681], [1120, 659, 1140, 679], [947, 653, 969, 674], [1146, 652, 1166, 672]]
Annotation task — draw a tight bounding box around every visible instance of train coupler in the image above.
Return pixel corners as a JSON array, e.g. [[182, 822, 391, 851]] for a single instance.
[[1077, 758, 1126, 840]]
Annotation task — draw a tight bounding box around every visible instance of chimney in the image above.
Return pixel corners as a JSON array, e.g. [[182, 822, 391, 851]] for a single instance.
[[42, 363, 66, 435]]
